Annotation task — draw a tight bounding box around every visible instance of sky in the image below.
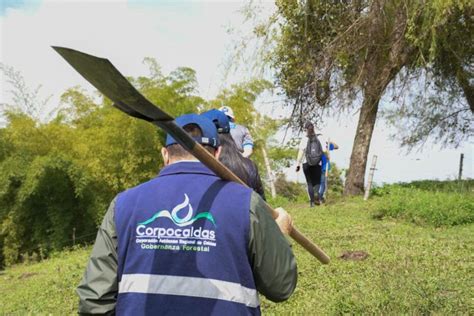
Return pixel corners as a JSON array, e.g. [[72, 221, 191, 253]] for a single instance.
[[1, 0, 472, 185]]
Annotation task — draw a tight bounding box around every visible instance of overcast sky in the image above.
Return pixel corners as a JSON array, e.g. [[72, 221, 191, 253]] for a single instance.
[[1, 0, 472, 184]]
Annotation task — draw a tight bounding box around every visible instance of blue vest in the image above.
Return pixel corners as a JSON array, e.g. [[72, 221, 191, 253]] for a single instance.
[[114, 162, 260, 315]]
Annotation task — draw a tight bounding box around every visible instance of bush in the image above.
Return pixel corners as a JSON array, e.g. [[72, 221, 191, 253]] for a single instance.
[[398, 179, 474, 193], [372, 186, 474, 227], [274, 174, 307, 201], [0, 155, 99, 267], [326, 162, 344, 197], [371, 179, 474, 196]]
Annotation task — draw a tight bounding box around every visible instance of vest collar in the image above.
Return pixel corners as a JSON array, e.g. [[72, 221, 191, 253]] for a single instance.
[[158, 161, 218, 178]]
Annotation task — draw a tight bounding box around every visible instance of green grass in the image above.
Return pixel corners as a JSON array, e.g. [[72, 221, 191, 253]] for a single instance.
[[372, 179, 474, 194], [261, 197, 473, 314], [0, 247, 90, 314], [1, 196, 473, 314], [371, 182, 474, 227]]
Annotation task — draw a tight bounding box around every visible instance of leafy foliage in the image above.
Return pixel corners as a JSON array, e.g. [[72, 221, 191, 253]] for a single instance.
[[0, 60, 208, 267], [385, 0, 474, 148], [264, 0, 473, 139], [383, 86, 473, 148], [1, 155, 98, 265], [0, 63, 54, 121], [273, 174, 306, 201], [326, 162, 344, 196]]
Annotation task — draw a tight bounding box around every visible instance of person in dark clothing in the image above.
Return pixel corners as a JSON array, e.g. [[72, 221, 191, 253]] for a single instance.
[[202, 109, 266, 200], [295, 121, 324, 207], [218, 133, 266, 200]]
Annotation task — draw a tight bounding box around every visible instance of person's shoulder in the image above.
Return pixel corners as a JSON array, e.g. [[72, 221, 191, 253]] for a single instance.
[[223, 178, 253, 191], [117, 177, 159, 200], [213, 179, 253, 200], [236, 124, 250, 132]]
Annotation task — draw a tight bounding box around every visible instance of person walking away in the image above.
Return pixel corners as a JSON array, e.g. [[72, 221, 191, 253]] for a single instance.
[[202, 109, 266, 200], [77, 113, 297, 315], [319, 141, 339, 203], [295, 121, 324, 207], [219, 105, 254, 158]]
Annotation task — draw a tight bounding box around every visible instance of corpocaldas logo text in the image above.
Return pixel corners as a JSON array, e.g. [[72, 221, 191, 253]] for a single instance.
[[135, 194, 217, 252]]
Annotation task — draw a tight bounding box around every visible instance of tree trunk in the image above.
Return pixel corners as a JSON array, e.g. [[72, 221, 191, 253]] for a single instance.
[[344, 94, 379, 195], [456, 68, 474, 113], [343, 3, 410, 196]]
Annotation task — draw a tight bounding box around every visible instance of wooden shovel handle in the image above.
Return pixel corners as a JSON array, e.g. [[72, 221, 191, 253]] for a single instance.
[[290, 227, 330, 264]]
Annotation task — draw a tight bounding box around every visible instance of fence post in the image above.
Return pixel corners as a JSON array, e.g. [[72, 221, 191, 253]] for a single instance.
[[364, 155, 378, 201], [458, 153, 464, 180]]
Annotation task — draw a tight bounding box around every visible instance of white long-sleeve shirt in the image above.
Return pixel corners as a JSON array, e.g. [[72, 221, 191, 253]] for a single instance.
[[295, 136, 310, 167]]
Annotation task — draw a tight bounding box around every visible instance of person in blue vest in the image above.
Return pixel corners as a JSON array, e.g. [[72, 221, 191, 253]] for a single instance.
[[319, 141, 339, 203], [76, 113, 297, 315]]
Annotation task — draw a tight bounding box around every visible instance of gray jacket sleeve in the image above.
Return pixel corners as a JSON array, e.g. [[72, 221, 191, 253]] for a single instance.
[[241, 125, 254, 149], [77, 198, 118, 315], [248, 191, 297, 302]]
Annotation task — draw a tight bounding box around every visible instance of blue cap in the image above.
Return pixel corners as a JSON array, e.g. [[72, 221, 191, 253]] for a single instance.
[[201, 109, 230, 134], [165, 114, 220, 148]]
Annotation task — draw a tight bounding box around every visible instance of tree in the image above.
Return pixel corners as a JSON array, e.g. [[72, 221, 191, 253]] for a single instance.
[[384, 2, 473, 148], [0, 112, 100, 266], [0, 63, 54, 122], [258, 0, 473, 195]]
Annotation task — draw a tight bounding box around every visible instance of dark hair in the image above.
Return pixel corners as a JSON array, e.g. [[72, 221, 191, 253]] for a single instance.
[[167, 124, 215, 158], [218, 134, 266, 199], [218, 134, 249, 182], [305, 121, 315, 136]]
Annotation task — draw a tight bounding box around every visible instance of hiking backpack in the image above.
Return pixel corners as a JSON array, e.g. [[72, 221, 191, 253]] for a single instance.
[[305, 135, 323, 166]]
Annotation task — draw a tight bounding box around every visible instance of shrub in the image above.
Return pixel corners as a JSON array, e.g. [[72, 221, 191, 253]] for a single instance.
[[398, 179, 474, 193], [326, 162, 344, 197], [372, 186, 474, 227], [371, 179, 474, 196], [274, 174, 307, 201]]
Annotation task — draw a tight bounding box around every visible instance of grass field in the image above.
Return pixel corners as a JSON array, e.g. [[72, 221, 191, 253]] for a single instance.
[[0, 192, 473, 314]]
